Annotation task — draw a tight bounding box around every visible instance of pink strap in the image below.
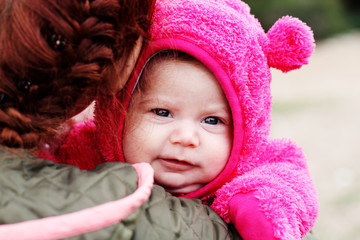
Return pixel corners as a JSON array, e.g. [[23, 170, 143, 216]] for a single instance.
[[0, 163, 154, 240]]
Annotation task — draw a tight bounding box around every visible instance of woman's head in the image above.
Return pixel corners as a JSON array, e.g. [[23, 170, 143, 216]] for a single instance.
[[0, 0, 154, 150]]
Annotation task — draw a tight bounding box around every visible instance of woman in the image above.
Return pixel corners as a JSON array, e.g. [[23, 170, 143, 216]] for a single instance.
[[0, 0, 239, 239]]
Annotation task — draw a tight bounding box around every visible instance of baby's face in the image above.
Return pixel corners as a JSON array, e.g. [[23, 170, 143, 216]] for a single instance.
[[123, 59, 232, 194]]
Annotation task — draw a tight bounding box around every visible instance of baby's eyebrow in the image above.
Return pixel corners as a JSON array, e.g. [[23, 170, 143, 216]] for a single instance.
[[137, 97, 164, 108], [203, 103, 230, 114], [139, 95, 172, 104], [204, 104, 232, 120]]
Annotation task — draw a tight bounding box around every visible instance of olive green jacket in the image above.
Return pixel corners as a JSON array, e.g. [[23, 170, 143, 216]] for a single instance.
[[0, 146, 240, 239]]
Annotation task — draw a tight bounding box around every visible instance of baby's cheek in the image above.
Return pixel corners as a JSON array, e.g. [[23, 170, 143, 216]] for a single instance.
[[207, 149, 229, 177], [122, 134, 140, 164]]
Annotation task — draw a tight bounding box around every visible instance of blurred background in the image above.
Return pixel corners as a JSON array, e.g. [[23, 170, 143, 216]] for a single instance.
[[246, 0, 360, 239]]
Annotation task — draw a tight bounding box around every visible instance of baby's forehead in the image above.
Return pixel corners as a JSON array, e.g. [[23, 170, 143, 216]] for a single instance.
[[144, 56, 214, 82]]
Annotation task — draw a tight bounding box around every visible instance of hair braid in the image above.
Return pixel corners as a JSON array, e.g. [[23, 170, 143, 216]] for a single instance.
[[0, 0, 154, 151]]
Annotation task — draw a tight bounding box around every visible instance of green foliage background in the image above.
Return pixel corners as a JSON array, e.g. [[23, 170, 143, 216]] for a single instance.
[[245, 0, 360, 40]]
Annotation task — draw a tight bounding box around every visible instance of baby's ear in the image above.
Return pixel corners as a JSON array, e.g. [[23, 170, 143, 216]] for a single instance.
[[264, 16, 315, 73]]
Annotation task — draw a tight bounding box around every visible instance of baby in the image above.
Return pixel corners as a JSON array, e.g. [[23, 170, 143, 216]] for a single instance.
[[51, 0, 319, 239], [118, 0, 319, 239]]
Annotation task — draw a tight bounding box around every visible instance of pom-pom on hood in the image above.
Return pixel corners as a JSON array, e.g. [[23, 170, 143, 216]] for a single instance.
[[94, 0, 315, 198]]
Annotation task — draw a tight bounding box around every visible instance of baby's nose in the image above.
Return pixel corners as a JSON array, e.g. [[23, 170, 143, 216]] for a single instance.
[[169, 123, 200, 148]]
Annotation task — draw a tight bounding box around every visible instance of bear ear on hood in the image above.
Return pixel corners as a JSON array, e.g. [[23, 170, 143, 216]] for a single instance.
[[264, 16, 315, 73]]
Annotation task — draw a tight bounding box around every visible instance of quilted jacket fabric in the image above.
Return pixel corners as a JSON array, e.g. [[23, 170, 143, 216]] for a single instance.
[[0, 146, 240, 240]]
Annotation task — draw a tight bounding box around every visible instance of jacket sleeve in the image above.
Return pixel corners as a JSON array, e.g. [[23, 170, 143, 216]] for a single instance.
[[0, 162, 154, 240], [133, 185, 242, 240], [211, 139, 319, 240], [0, 147, 149, 240]]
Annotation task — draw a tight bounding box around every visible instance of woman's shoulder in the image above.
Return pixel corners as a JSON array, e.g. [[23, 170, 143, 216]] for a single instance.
[[0, 149, 143, 239]]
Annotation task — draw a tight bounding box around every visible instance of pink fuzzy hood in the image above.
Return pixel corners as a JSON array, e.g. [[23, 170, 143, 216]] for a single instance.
[[95, 0, 315, 198]]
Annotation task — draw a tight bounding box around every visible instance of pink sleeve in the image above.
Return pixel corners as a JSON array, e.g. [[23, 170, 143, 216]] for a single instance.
[[211, 140, 318, 240], [0, 163, 154, 240], [229, 192, 274, 240]]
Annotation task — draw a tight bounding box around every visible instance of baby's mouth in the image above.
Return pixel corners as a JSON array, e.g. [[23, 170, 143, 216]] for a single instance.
[[158, 158, 194, 171]]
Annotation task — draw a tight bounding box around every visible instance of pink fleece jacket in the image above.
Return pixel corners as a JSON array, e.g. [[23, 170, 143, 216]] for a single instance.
[[45, 0, 319, 239]]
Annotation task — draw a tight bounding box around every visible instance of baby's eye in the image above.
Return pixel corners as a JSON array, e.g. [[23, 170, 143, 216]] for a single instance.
[[203, 116, 222, 125], [151, 108, 172, 117]]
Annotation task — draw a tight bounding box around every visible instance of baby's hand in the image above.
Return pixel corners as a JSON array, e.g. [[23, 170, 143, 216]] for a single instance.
[[229, 192, 274, 240]]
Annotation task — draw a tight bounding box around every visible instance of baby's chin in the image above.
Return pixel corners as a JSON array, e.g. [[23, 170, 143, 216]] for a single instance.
[[161, 183, 205, 194]]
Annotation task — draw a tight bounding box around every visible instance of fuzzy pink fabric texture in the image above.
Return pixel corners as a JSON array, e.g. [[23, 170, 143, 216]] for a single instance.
[[47, 0, 319, 239]]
